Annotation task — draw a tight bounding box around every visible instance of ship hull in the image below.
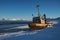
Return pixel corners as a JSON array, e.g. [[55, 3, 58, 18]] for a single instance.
[[28, 23, 47, 30]]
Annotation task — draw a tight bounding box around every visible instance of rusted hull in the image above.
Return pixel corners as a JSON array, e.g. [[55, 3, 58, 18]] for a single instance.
[[28, 23, 47, 30]]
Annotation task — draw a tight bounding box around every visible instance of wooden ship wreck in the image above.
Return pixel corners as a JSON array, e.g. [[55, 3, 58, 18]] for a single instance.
[[28, 1, 54, 30]]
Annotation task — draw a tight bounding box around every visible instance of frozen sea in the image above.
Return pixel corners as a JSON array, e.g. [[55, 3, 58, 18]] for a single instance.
[[0, 21, 60, 40]]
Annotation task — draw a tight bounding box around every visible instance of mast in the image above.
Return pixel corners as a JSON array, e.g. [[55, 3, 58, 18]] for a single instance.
[[36, 0, 40, 17]]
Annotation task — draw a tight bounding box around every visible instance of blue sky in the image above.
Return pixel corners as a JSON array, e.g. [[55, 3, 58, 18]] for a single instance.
[[0, 0, 60, 19]]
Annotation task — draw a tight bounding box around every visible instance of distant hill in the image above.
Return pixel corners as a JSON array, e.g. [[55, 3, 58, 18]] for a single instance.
[[55, 17, 60, 21], [0, 18, 32, 25], [47, 17, 60, 21], [0, 17, 60, 25]]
